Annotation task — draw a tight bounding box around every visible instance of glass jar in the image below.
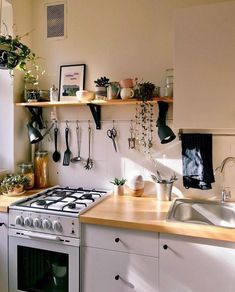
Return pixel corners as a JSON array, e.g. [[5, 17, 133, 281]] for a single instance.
[[34, 151, 49, 188], [18, 163, 34, 189]]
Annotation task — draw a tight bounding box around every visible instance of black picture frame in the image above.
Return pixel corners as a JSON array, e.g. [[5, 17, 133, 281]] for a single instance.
[[59, 64, 86, 100]]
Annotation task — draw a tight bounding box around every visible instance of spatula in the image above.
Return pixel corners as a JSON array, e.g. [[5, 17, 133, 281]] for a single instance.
[[63, 127, 71, 166]]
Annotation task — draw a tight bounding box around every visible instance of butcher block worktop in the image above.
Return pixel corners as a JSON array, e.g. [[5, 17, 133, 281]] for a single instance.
[[0, 189, 45, 212], [80, 194, 235, 243]]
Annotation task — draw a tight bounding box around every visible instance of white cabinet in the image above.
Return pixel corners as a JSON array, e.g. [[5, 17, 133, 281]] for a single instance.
[[81, 224, 159, 292], [173, 1, 235, 129], [160, 233, 235, 292], [0, 213, 8, 292]]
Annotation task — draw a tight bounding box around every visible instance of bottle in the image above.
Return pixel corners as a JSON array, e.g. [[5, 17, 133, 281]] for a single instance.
[[50, 84, 58, 102], [34, 151, 49, 188], [18, 163, 34, 189]]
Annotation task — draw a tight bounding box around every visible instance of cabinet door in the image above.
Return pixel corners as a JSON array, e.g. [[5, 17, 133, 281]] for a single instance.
[[160, 234, 235, 292], [82, 247, 158, 292], [174, 1, 235, 129], [0, 213, 8, 292]]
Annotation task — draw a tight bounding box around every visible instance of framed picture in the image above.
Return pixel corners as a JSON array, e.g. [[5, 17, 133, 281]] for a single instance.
[[59, 64, 86, 100]]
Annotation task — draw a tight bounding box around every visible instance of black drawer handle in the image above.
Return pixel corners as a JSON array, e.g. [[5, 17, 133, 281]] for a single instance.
[[115, 237, 120, 243], [0, 223, 4, 227], [163, 244, 168, 250], [115, 275, 120, 280]]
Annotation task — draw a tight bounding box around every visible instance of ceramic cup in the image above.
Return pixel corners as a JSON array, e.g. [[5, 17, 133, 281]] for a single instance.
[[119, 78, 134, 88], [120, 88, 134, 100]]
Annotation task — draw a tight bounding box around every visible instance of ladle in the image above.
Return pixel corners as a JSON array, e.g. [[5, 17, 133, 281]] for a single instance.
[[71, 123, 82, 163], [52, 127, 61, 162]]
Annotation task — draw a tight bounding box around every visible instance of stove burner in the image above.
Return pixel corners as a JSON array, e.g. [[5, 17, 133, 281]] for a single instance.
[[36, 199, 47, 206], [83, 193, 93, 199], [68, 202, 76, 209]]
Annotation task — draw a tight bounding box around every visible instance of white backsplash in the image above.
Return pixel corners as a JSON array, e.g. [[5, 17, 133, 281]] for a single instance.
[[41, 105, 235, 201]]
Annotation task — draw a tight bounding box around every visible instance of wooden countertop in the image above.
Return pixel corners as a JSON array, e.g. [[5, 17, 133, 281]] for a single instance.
[[80, 194, 235, 243], [0, 188, 45, 212]]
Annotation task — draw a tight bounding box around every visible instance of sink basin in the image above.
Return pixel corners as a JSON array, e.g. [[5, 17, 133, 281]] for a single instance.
[[167, 199, 235, 228]]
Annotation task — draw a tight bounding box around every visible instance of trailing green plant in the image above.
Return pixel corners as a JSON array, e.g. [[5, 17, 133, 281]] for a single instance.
[[94, 76, 110, 87], [134, 81, 157, 154], [136, 82, 156, 101], [0, 173, 29, 193], [0, 34, 35, 71], [110, 177, 127, 186]]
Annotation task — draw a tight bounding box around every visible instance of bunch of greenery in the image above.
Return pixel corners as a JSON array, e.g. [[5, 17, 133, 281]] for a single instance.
[[0, 173, 29, 193], [0, 34, 33, 70], [110, 177, 127, 186], [94, 76, 110, 87]]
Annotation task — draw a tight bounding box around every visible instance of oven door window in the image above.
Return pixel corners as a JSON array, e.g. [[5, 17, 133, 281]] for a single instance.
[[18, 245, 69, 292]]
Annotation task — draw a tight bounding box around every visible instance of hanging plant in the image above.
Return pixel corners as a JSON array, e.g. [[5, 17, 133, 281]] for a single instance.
[[134, 81, 156, 154], [0, 34, 33, 70]]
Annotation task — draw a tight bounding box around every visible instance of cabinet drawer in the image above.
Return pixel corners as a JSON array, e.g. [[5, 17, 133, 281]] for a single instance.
[[81, 224, 158, 257], [81, 246, 158, 292]]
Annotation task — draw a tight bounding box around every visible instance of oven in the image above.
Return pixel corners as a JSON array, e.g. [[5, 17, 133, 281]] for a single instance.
[[9, 228, 79, 292], [8, 186, 107, 292]]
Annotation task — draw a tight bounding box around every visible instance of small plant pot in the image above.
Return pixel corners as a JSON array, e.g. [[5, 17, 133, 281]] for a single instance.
[[95, 86, 107, 100], [113, 185, 125, 196]]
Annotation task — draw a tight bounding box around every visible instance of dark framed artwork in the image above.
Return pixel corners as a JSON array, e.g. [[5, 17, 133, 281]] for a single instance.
[[59, 64, 86, 100]]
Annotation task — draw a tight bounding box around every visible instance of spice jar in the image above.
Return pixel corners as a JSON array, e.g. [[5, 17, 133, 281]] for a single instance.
[[18, 163, 34, 189], [34, 151, 49, 188]]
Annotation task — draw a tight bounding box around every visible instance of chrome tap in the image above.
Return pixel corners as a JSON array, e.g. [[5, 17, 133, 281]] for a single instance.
[[215, 156, 235, 202]]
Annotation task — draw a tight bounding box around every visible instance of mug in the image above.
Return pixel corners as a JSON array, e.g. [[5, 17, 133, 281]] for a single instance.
[[120, 88, 134, 100]]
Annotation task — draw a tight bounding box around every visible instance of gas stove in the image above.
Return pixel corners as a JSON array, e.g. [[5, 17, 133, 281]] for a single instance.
[[9, 186, 108, 238]]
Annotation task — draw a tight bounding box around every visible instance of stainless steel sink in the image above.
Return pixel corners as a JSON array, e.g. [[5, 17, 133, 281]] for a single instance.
[[167, 199, 235, 228]]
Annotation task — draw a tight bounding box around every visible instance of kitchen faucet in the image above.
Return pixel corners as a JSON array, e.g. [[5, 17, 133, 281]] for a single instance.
[[215, 156, 235, 202]]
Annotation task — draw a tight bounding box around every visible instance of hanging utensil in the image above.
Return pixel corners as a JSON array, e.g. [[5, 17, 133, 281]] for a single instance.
[[71, 121, 82, 163], [128, 120, 136, 149], [107, 121, 117, 152], [84, 122, 93, 170], [63, 121, 72, 166], [52, 122, 61, 162]]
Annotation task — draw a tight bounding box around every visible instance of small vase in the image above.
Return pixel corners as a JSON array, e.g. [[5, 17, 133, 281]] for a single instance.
[[113, 185, 124, 196]]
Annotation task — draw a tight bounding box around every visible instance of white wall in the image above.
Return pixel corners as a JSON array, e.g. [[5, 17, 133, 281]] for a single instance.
[[0, 1, 14, 171], [11, 0, 235, 199]]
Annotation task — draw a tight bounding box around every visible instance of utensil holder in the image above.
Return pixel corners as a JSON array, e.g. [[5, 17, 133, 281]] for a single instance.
[[155, 181, 173, 201]]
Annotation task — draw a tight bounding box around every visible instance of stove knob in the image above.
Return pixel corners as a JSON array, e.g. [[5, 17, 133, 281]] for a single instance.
[[42, 219, 52, 230], [24, 217, 33, 227], [15, 216, 24, 226], [53, 221, 63, 233], [33, 218, 42, 228]]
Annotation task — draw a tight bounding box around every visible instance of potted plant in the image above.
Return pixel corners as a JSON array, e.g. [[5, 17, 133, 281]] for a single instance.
[[135, 81, 156, 154], [0, 34, 33, 70], [0, 173, 29, 197], [110, 177, 127, 196], [94, 76, 110, 100]]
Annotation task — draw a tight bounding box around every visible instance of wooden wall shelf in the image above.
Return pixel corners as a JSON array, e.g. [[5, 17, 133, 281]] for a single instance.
[[16, 97, 173, 130], [15, 97, 173, 107]]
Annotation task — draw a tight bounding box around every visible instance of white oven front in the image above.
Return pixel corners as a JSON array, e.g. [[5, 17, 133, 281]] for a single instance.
[[9, 229, 80, 292]]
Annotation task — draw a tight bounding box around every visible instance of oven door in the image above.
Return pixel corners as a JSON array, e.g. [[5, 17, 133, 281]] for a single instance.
[[9, 229, 80, 292]]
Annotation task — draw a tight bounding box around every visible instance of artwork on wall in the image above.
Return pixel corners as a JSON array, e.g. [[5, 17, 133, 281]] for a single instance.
[[45, 1, 67, 39], [59, 64, 86, 100]]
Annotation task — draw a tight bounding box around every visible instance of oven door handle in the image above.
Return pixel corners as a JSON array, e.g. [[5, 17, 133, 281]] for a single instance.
[[24, 231, 61, 242]]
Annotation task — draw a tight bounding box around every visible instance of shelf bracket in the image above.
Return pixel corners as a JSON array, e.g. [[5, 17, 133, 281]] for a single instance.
[[87, 104, 101, 129]]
